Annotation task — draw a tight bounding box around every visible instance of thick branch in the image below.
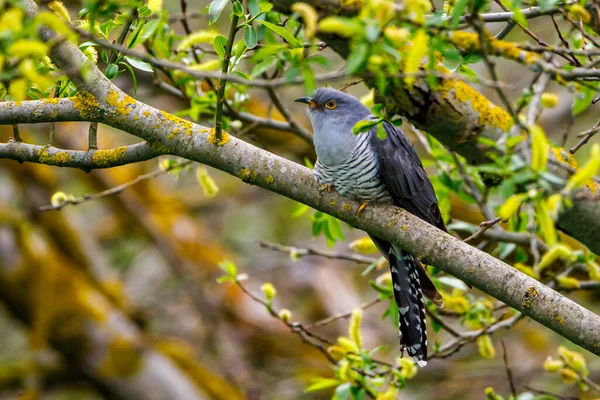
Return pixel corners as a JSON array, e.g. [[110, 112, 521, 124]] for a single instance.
[[17, 10, 600, 357], [0, 140, 162, 171], [269, 0, 600, 255]]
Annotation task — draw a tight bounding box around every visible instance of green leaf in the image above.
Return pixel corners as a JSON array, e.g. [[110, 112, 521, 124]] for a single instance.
[[257, 20, 302, 47], [450, 0, 469, 28], [302, 67, 315, 94], [138, 4, 152, 18], [131, 19, 161, 47], [462, 53, 483, 64], [99, 20, 121, 39], [512, 8, 527, 26], [305, 378, 342, 392], [234, 71, 251, 80], [124, 56, 153, 72], [105, 63, 119, 79], [213, 35, 228, 59], [333, 383, 351, 400], [244, 25, 258, 48], [572, 85, 595, 116], [248, 0, 260, 16], [347, 42, 368, 74], [209, 0, 229, 24], [218, 259, 237, 276], [352, 118, 382, 135], [232, 0, 244, 16]]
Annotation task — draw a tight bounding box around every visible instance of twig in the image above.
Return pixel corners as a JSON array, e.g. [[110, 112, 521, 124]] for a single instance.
[[523, 386, 578, 400], [339, 79, 364, 91], [432, 313, 524, 359], [39, 160, 192, 211], [304, 297, 382, 329], [264, 86, 313, 143], [463, 217, 502, 243], [569, 119, 600, 154], [214, 13, 241, 143], [426, 309, 461, 337], [12, 124, 21, 142], [501, 340, 517, 397], [258, 240, 377, 265], [88, 122, 98, 150]]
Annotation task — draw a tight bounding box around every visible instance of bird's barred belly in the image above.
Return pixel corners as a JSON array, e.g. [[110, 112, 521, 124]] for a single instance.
[[314, 153, 393, 203]]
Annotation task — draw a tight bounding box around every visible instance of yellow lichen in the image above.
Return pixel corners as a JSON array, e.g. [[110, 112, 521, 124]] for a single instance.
[[329, 199, 336, 206], [208, 128, 230, 146], [159, 110, 194, 136], [106, 90, 136, 118], [37, 146, 71, 164], [42, 97, 60, 105], [149, 141, 170, 153], [265, 175, 275, 184], [437, 70, 513, 132], [554, 312, 565, 326], [134, 115, 139, 120], [343, 203, 351, 211], [450, 31, 540, 65], [238, 168, 257, 183], [71, 91, 100, 120], [91, 147, 127, 167], [99, 337, 143, 377], [143, 110, 151, 117], [522, 286, 538, 309], [401, 225, 408, 230]]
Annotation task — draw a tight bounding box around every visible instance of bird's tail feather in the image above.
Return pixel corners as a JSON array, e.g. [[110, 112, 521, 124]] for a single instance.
[[389, 246, 428, 367]]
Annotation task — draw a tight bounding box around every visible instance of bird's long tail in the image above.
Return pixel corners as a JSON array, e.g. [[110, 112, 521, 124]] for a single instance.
[[389, 246, 428, 367]]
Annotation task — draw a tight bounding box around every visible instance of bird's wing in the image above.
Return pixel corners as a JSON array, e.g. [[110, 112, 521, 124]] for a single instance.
[[371, 121, 446, 231]]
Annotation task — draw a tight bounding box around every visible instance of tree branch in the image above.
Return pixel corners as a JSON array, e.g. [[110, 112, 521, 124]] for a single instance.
[[0, 140, 162, 171], [11, 0, 600, 357]]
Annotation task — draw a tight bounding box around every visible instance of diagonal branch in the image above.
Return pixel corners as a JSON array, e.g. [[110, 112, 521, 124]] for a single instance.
[[9, 0, 600, 357]]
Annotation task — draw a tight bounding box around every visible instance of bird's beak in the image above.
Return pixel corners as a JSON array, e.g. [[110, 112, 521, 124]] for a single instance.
[[294, 97, 316, 107]]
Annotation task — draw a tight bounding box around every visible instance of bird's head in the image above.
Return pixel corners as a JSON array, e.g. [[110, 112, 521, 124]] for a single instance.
[[294, 87, 371, 126], [295, 87, 372, 165]]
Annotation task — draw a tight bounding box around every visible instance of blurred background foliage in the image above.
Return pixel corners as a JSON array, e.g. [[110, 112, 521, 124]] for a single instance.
[[0, 0, 599, 398]]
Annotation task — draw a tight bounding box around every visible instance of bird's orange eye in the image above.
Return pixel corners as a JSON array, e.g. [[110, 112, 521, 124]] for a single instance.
[[325, 100, 337, 109]]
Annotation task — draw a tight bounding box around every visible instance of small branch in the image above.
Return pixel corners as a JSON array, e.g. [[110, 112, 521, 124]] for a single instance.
[[12, 124, 22, 142], [264, 86, 313, 143], [432, 313, 524, 359], [40, 160, 192, 211], [258, 240, 377, 265], [214, 12, 240, 142], [569, 119, 600, 154], [523, 386, 578, 400], [501, 340, 517, 397], [463, 217, 502, 243], [0, 140, 162, 171], [88, 122, 98, 150], [304, 297, 382, 329], [425, 309, 461, 337]]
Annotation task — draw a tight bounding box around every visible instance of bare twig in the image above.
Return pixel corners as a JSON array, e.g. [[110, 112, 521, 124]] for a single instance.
[[39, 160, 192, 211], [501, 340, 517, 397], [305, 297, 382, 329], [569, 119, 600, 154], [463, 217, 502, 243], [258, 240, 378, 265]]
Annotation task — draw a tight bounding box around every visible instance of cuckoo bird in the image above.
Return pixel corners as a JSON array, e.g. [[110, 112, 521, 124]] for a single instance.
[[296, 87, 445, 366]]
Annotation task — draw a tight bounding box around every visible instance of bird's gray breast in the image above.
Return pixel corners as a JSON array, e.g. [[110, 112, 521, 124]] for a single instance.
[[314, 133, 393, 202]]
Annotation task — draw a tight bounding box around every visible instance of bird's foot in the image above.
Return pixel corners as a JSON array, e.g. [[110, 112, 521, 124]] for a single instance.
[[357, 201, 369, 216], [327, 184, 333, 193]]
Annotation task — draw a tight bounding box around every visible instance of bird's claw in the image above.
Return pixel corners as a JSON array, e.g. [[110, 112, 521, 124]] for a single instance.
[[357, 202, 368, 216]]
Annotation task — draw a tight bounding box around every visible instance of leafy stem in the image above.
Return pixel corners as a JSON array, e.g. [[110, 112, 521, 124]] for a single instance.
[[214, 12, 241, 141]]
